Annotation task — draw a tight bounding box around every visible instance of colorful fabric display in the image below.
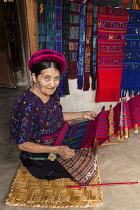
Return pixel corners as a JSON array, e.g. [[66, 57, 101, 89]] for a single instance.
[[96, 6, 129, 102], [68, 2, 80, 79], [121, 10, 140, 97]]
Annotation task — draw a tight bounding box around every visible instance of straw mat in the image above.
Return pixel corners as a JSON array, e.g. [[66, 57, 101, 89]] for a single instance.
[[6, 164, 103, 208]]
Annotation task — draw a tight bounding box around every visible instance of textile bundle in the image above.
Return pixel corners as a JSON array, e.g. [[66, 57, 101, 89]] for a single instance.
[[96, 6, 129, 102], [121, 10, 140, 97]]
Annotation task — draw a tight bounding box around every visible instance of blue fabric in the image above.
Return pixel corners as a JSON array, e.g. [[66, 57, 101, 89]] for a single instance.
[[121, 10, 140, 97]]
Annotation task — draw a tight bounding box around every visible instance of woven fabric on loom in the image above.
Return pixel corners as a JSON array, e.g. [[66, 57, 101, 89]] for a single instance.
[[48, 114, 110, 185], [113, 94, 140, 137], [120, 10, 140, 97], [68, 2, 80, 79], [96, 6, 129, 102]]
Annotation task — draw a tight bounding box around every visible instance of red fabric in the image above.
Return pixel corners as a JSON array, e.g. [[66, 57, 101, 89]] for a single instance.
[[96, 6, 129, 102]]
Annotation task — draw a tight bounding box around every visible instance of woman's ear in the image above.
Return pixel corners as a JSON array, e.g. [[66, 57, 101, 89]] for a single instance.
[[32, 73, 37, 83]]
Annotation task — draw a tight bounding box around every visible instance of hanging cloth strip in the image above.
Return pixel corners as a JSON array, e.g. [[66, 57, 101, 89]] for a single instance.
[[90, 4, 98, 90], [55, 0, 63, 97], [120, 10, 140, 97], [83, 3, 94, 91], [55, 0, 68, 97], [37, 0, 47, 50], [62, 0, 70, 96], [77, 3, 86, 89], [68, 2, 80, 79], [37, 0, 56, 50], [45, 0, 56, 50], [96, 6, 129, 102]]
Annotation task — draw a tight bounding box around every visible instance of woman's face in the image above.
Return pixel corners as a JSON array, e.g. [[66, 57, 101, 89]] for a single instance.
[[32, 67, 60, 97]]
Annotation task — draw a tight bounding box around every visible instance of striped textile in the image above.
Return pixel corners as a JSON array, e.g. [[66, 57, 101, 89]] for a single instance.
[[113, 94, 140, 136], [120, 10, 140, 97], [57, 148, 98, 185], [96, 6, 129, 102]]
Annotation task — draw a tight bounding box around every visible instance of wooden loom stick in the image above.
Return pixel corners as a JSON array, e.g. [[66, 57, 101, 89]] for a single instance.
[[102, 141, 127, 145], [134, 124, 138, 133], [66, 182, 138, 188], [108, 105, 114, 137]]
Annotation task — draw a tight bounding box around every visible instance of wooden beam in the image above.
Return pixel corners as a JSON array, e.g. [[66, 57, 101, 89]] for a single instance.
[[25, 0, 38, 56]]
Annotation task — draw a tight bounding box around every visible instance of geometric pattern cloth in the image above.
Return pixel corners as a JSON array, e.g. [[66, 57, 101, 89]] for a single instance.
[[96, 6, 129, 102]]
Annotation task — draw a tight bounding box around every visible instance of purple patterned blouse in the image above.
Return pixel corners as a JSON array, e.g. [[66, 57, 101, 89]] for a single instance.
[[10, 89, 64, 144]]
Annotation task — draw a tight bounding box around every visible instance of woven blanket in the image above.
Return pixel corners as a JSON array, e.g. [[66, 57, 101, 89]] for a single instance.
[[96, 6, 129, 102], [120, 10, 140, 97]]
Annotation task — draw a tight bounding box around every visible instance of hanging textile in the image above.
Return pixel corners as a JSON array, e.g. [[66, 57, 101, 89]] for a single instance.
[[83, 3, 94, 90], [90, 4, 98, 90], [68, 2, 80, 79], [121, 10, 140, 97], [62, 0, 70, 96], [77, 3, 86, 89], [55, 0, 64, 97], [37, 0, 47, 50], [96, 6, 129, 102], [37, 0, 70, 97]]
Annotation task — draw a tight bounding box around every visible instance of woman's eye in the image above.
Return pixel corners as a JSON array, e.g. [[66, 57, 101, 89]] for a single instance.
[[54, 77, 60, 81], [45, 77, 49, 80]]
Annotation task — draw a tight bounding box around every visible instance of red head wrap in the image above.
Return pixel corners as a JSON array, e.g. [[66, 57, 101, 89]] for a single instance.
[[28, 49, 67, 74]]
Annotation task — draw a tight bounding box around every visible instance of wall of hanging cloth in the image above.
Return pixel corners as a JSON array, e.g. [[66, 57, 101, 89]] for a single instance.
[[37, 0, 134, 100], [120, 9, 140, 97]]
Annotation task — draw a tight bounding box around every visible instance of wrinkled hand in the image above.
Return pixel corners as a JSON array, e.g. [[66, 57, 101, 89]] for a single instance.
[[57, 145, 75, 159], [82, 111, 97, 121]]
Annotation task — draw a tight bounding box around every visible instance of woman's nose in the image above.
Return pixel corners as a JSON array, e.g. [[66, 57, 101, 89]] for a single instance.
[[48, 79, 55, 87]]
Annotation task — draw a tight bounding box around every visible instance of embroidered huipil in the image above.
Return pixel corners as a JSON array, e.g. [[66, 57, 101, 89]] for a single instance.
[[10, 90, 64, 145]]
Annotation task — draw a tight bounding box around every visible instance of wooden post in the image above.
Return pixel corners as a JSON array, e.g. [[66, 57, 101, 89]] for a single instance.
[[25, 0, 38, 56]]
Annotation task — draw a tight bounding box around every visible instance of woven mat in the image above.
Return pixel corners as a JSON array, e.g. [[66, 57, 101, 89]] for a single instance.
[[6, 165, 103, 208]]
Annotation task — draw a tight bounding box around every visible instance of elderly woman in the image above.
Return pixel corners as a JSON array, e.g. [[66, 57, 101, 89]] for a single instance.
[[10, 49, 97, 185]]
